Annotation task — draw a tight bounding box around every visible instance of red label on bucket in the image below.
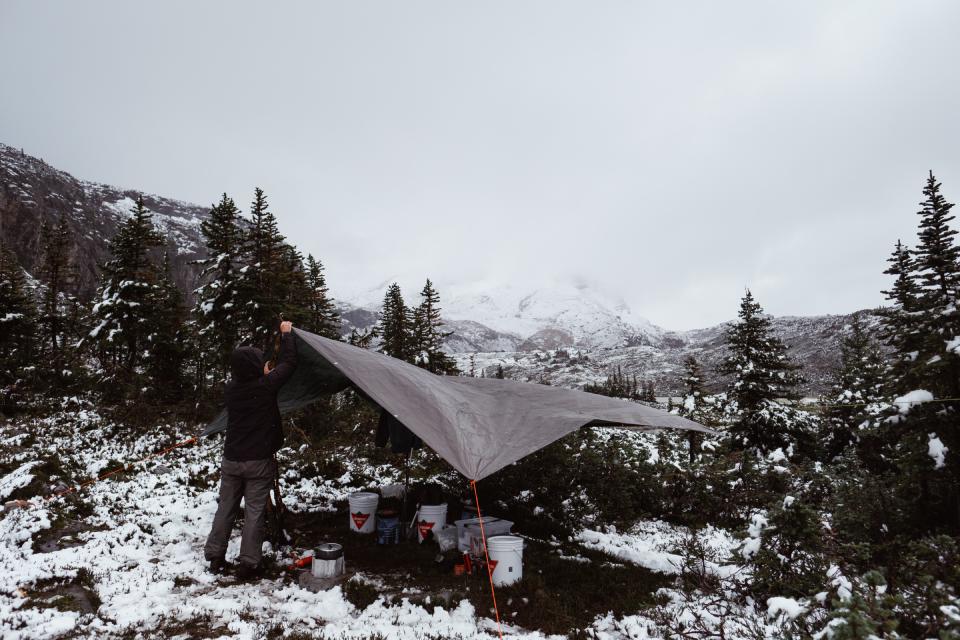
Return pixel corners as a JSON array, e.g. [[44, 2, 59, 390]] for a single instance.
[[417, 520, 435, 540], [487, 559, 498, 573], [351, 512, 370, 530]]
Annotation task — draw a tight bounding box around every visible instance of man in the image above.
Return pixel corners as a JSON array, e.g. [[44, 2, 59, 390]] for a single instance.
[[204, 320, 297, 579]]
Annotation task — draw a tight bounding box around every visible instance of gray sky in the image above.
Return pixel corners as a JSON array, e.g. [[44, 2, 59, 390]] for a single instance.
[[2, 1, 959, 330]]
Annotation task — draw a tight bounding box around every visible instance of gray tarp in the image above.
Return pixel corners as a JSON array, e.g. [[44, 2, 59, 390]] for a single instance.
[[202, 329, 713, 480]]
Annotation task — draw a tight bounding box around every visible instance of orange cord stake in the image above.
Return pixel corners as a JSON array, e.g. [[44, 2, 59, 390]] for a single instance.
[[470, 479, 504, 640]]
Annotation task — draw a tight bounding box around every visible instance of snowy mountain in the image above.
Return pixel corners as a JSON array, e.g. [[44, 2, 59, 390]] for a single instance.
[[340, 279, 871, 396], [340, 279, 665, 351], [1, 143, 872, 395]]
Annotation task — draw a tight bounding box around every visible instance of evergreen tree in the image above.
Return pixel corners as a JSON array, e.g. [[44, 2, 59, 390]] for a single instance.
[[878, 240, 924, 390], [36, 215, 78, 386], [377, 283, 413, 360], [677, 355, 711, 462], [348, 326, 376, 349], [193, 193, 245, 383], [584, 366, 640, 399], [277, 243, 311, 328], [303, 254, 340, 339], [911, 171, 960, 399], [88, 196, 166, 378], [237, 188, 286, 347], [825, 313, 887, 459], [878, 174, 960, 528], [146, 253, 187, 400], [411, 279, 457, 374], [720, 289, 802, 452], [643, 379, 656, 402], [0, 244, 36, 385]]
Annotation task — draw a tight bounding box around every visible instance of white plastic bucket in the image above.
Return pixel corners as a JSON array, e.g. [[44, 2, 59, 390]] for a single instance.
[[348, 492, 379, 534], [417, 503, 448, 543], [486, 535, 524, 586]]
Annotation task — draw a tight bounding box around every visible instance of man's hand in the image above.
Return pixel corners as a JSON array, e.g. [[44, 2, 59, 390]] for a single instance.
[[263, 361, 274, 376], [280, 321, 293, 334]]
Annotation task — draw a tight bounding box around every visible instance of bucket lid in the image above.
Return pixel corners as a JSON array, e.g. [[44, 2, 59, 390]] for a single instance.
[[349, 491, 379, 501], [315, 542, 344, 559], [419, 503, 447, 512], [486, 535, 523, 549]]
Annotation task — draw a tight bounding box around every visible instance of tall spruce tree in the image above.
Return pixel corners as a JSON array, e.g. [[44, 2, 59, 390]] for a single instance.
[[824, 313, 887, 459], [303, 254, 340, 339], [36, 215, 78, 385], [878, 174, 960, 528], [146, 253, 187, 400], [238, 188, 287, 347], [193, 193, 245, 382], [411, 279, 457, 374], [879, 240, 924, 390], [377, 283, 413, 360], [0, 244, 36, 385], [88, 196, 165, 377], [911, 172, 960, 399], [720, 289, 802, 452]]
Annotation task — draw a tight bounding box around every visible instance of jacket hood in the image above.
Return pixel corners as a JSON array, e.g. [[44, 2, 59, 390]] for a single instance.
[[231, 346, 264, 383]]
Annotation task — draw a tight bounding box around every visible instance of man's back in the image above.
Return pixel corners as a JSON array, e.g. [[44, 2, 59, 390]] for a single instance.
[[223, 332, 297, 461]]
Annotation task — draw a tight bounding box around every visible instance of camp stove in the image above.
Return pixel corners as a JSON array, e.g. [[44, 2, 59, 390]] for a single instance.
[[311, 542, 345, 578]]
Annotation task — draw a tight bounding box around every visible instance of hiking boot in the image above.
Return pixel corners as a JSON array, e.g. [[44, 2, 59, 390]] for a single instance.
[[209, 557, 228, 575], [235, 563, 261, 581]]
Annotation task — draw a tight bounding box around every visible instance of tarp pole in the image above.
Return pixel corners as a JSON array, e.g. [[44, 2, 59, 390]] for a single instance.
[[470, 479, 504, 639]]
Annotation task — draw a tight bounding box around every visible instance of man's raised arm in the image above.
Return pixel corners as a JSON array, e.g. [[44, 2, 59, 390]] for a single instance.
[[265, 321, 297, 391]]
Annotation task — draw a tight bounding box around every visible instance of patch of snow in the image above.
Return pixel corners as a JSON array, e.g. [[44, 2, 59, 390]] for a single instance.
[[766, 596, 806, 620], [0, 461, 42, 500], [928, 433, 948, 469], [893, 389, 934, 414]]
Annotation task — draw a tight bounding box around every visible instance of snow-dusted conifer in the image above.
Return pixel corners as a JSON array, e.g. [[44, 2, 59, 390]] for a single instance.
[[237, 188, 287, 347], [411, 279, 457, 374], [720, 289, 802, 452], [0, 244, 36, 384], [88, 196, 165, 378], [377, 283, 412, 361], [146, 253, 187, 399], [303, 254, 340, 339], [36, 215, 78, 385], [878, 239, 923, 390], [825, 313, 887, 459], [193, 193, 244, 381], [677, 355, 712, 461], [910, 172, 960, 399]]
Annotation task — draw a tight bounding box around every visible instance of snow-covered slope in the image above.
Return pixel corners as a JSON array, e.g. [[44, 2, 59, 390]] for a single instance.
[[0, 143, 207, 296], [340, 279, 665, 351]]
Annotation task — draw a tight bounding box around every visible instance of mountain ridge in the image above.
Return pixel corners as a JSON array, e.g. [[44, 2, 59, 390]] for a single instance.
[[1, 142, 875, 394]]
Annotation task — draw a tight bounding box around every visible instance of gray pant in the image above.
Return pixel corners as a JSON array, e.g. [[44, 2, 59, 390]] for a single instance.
[[204, 457, 277, 568]]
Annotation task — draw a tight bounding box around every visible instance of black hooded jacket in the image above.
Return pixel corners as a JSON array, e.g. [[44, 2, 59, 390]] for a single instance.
[[223, 333, 297, 461]]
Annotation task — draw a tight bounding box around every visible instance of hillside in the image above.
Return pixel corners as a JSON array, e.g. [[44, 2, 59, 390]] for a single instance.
[[0, 143, 207, 296]]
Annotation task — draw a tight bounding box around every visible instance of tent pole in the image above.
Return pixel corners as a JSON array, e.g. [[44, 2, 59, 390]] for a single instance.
[[470, 479, 504, 639]]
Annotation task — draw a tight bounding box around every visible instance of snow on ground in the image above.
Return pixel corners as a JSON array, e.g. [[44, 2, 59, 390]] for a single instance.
[[1, 403, 794, 639], [576, 520, 740, 578], [0, 410, 528, 639], [0, 405, 707, 639]]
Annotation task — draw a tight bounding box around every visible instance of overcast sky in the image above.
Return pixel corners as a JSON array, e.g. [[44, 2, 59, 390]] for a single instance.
[[2, 1, 959, 329]]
